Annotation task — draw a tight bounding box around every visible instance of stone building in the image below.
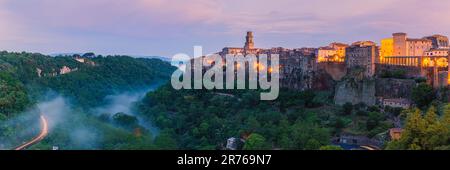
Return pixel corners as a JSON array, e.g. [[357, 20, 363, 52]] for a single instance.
[[221, 47, 245, 55], [391, 32, 433, 57], [244, 31, 255, 51], [382, 98, 411, 109], [315, 46, 336, 62], [425, 48, 449, 57], [406, 38, 433, 57], [378, 33, 449, 88], [345, 41, 379, 77], [380, 33, 448, 65], [380, 38, 394, 63], [59, 66, 73, 75], [330, 42, 349, 60], [389, 128, 403, 141], [316, 42, 348, 63], [380, 33, 434, 66], [221, 31, 261, 56], [424, 34, 449, 49]]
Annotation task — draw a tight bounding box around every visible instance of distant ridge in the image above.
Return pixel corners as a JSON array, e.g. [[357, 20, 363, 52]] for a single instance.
[[49, 53, 82, 57], [49, 53, 170, 61], [134, 56, 171, 62]]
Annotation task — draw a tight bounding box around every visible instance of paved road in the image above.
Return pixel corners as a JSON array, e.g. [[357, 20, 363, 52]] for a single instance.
[[14, 115, 49, 150], [360, 145, 380, 150]]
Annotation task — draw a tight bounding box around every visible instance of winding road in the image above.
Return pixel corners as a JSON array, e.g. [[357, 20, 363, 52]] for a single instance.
[[360, 145, 379, 150], [14, 115, 49, 150]]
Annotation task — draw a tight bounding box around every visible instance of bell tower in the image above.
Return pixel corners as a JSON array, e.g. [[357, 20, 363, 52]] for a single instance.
[[244, 31, 254, 50]]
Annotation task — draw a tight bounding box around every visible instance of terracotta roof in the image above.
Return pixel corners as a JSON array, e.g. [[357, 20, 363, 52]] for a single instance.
[[318, 46, 334, 50]]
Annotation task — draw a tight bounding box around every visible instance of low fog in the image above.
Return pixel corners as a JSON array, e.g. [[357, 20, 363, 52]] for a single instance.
[[1, 84, 161, 150], [37, 96, 71, 131], [36, 96, 100, 149], [0, 108, 40, 149], [92, 86, 160, 135]]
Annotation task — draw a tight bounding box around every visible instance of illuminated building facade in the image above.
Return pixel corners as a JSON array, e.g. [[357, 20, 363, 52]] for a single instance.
[[379, 33, 450, 88], [315, 42, 348, 63], [424, 34, 449, 49], [330, 42, 348, 62], [316, 46, 337, 63], [345, 41, 378, 77], [380, 38, 393, 63]]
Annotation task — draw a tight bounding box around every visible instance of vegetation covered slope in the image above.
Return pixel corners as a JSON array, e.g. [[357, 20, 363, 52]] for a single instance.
[[0, 51, 176, 113], [1, 51, 176, 149], [137, 84, 397, 150]]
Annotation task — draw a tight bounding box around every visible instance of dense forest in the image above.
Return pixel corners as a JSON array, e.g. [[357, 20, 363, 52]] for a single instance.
[[137, 81, 450, 150], [0, 51, 175, 109], [138, 85, 385, 150]]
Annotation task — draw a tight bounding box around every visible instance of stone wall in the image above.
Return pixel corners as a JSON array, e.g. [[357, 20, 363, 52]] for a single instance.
[[334, 69, 376, 105], [334, 78, 376, 105], [317, 62, 347, 81], [280, 65, 335, 91], [375, 78, 416, 99], [279, 52, 335, 91], [375, 64, 422, 78]]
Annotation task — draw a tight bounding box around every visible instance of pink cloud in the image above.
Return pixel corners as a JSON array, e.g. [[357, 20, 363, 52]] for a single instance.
[[136, 0, 222, 24], [1, 0, 450, 56]]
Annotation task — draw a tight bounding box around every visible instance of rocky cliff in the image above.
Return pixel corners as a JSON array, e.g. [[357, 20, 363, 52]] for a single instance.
[[335, 69, 417, 106], [317, 62, 347, 81], [334, 77, 376, 106], [334, 68, 376, 105], [375, 78, 416, 99]]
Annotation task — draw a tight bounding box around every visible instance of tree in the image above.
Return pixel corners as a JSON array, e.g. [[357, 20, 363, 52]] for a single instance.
[[411, 83, 434, 108], [320, 145, 344, 150], [154, 130, 178, 150], [443, 104, 450, 125], [342, 103, 353, 115], [334, 117, 346, 129], [422, 106, 448, 149], [305, 139, 321, 150], [112, 112, 139, 129], [82, 52, 96, 58], [424, 106, 438, 125], [243, 133, 270, 150], [366, 112, 383, 131], [386, 107, 450, 150], [300, 90, 316, 108], [291, 121, 330, 149], [0, 113, 6, 121], [246, 116, 261, 132]]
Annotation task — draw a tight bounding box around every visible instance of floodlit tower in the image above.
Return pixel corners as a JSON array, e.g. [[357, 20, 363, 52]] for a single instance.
[[393, 32, 407, 56], [244, 31, 254, 50]]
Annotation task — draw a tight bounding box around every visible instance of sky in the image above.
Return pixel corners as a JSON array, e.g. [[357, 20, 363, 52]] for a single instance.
[[1, 0, 450, 57]]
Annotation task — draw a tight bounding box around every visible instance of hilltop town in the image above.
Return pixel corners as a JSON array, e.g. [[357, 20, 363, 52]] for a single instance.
[[214, 31, 450, 109], [180, 31, 450, 150]]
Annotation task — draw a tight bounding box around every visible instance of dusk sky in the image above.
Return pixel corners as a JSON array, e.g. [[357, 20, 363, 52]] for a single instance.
[[1, 0, 450, 57]]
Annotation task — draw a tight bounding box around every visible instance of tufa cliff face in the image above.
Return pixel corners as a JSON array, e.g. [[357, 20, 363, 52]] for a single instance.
[[335, 68, 418, 106], [334, 68, 376, 105], [279, 50, 335, 91], [334, 78, 376, 106], [375, 78, 416, 99], [280, 66, 335, 91], [317, 62, 347, 81]]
